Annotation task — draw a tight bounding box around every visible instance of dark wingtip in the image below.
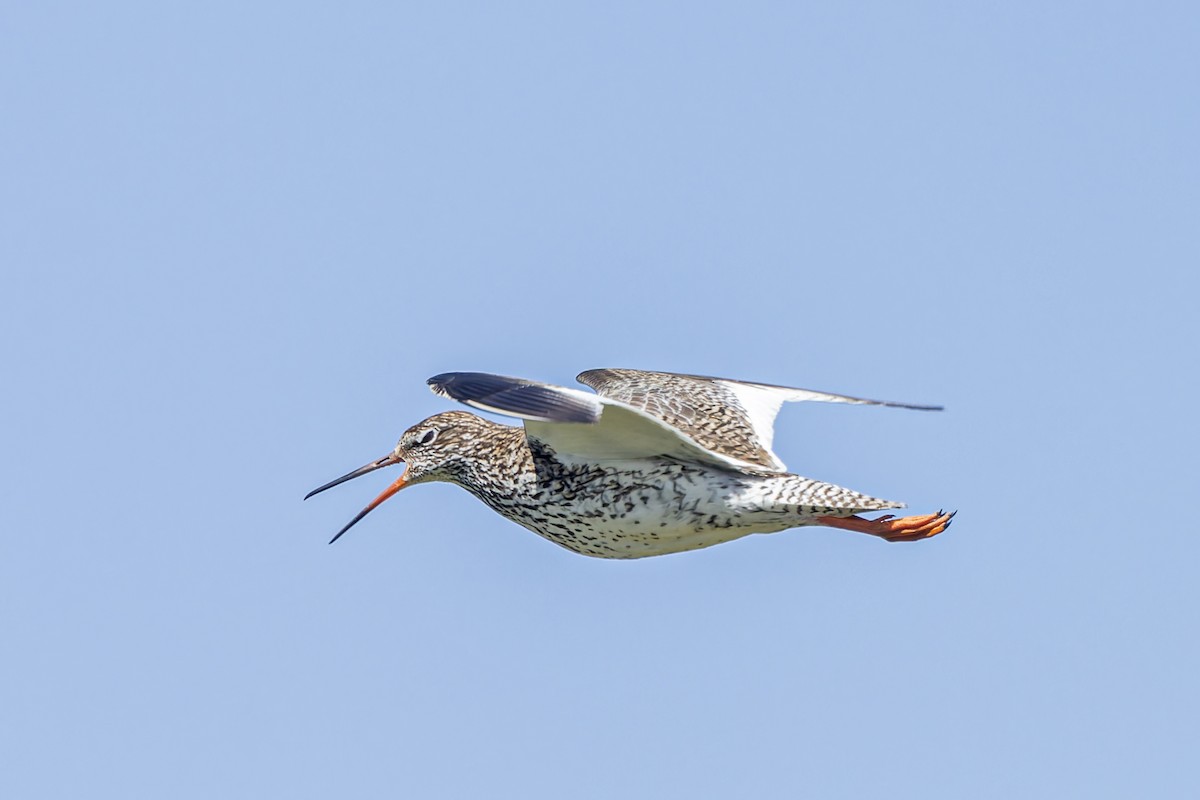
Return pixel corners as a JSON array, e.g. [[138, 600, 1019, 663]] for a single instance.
[[427, 371, 601, 424], [887, 401, 944, 411]]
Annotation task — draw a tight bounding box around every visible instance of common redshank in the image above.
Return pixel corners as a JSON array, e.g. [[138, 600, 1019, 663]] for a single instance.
[[306, 369, 954, 558]]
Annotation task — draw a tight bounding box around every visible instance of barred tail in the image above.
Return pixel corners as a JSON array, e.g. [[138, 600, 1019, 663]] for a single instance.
[[772, 474, 904, 515]]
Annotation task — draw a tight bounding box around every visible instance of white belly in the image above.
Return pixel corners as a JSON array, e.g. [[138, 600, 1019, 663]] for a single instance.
[[496, 461, 796, 559]]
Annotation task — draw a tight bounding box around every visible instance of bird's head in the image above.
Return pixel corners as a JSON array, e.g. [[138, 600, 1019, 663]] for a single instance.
[[305, 411, 503, 543]]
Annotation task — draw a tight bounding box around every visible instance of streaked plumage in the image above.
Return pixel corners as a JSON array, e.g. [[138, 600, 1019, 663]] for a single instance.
[[307, 369, 954, 558]]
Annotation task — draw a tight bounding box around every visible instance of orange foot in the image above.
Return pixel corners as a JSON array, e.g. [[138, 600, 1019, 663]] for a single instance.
[[816, 510, 956, 543]]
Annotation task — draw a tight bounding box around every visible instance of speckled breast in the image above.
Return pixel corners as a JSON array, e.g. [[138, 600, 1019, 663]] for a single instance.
[[479, 450, 775, 558]]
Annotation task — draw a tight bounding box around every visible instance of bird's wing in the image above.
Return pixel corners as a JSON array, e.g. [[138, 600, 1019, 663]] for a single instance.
[[577, 368, 942, 472], [427, 372, 774, 472]]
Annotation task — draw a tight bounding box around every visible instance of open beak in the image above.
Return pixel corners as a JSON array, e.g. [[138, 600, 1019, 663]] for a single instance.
[[305, 454, 409, 544]]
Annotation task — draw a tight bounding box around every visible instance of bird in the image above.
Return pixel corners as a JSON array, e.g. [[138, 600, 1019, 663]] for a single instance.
[[306, 369, 954, 558]]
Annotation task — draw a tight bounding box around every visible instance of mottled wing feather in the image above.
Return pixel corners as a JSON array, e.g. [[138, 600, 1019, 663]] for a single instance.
[[578, 368, 942, 471], [428, 372, 769, 472], [576, 369, 782, 469]]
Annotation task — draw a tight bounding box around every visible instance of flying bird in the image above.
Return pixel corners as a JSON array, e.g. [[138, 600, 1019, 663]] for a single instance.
[[306, 369, 954, 558]]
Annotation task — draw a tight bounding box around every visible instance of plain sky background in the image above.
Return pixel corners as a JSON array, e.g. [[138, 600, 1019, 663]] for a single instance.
[[2, 2, 1197, 797]]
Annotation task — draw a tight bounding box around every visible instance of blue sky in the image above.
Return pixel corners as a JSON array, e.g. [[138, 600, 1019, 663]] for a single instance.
[[2, 2, 1197, 797]]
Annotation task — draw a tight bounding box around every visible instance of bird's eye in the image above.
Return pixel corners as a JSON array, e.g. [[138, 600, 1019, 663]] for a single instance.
[[417, 429, 438, 446]]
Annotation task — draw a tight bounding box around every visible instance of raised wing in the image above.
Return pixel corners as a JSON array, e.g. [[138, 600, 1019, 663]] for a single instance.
[[425, 372, 600, 423], [427, 372, 773, 472], [578, 368, 942, 471]]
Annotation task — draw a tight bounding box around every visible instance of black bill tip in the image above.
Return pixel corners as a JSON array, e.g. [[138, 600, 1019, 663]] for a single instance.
[[305, 454, 399, 501]]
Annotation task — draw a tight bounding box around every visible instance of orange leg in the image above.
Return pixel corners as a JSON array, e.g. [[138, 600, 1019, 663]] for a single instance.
[[816, 510, 956, 543]]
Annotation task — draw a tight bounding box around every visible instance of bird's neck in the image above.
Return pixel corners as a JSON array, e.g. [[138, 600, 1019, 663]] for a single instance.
[[453, 426, 536, 501]]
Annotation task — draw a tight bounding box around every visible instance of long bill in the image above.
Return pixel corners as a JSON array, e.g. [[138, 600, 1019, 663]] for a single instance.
[[305, 454, 409, 544]]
